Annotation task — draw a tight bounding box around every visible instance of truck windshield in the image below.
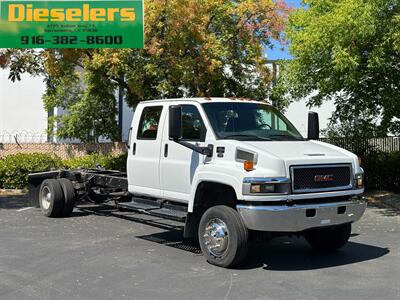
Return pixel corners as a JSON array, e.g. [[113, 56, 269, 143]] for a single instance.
[[202, 102, 304, 141]]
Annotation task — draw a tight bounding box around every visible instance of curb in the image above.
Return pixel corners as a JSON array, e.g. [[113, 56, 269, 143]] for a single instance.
[[368, 192, 400, 212], [0, 189, 28, 196]]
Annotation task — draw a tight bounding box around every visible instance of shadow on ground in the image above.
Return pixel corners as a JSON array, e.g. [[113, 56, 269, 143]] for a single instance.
[[0, 195, 29, 209], [135, 229, 389, 271], [76, 204, 390, 271], [2, 199, 389, 271], [238, 238, 389, 271]]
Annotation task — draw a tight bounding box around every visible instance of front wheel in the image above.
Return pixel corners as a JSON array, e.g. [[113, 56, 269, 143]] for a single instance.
[[198, 205, 248, 268], [304, 223, 352, 251]]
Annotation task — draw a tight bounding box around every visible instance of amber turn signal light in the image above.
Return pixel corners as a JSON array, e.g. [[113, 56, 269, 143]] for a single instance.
[[244, 160, 254, 171]]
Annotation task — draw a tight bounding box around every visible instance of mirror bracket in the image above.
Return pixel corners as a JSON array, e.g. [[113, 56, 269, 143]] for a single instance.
[[176, 141, 214, 158]]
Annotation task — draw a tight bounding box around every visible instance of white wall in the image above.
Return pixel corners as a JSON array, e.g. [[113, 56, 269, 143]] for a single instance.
[[0, 68, 135, 143], [122, 100, 134, 141], [0, 69, 48, 142], [284, 97, 336, 138]]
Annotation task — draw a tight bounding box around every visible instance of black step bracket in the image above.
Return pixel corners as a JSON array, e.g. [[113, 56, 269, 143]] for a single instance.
[[149, 208, 187, 222], [118, 198, 160, 211], [117, 197, 187, 222]]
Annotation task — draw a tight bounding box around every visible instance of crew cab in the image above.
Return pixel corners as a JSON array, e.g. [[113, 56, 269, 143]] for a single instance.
[[29, 98, 366, 268]]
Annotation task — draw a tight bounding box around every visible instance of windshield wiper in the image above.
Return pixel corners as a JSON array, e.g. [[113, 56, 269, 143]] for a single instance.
[[268, 133, 303, 141], [223, 134, 272, 141]]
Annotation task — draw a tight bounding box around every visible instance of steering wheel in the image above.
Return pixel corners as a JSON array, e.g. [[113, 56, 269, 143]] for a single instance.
[[256, 123, 272, 129]]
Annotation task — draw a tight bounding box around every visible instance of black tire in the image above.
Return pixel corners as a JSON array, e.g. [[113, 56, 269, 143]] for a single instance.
[[58, 178, 76, 217], [304, 223, 352, 251], [198, 205, 248, 268], [39, 179, 64, 218]]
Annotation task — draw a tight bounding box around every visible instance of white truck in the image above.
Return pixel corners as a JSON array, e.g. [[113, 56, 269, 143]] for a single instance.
[[29, 98, 366, 267]]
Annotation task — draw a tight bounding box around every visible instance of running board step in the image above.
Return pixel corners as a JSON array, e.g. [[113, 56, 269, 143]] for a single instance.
[[117, 198, 187, 222], [149, 207, 187, 221]]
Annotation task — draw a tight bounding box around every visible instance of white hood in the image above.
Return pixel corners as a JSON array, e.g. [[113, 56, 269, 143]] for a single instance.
[[242, 140, 353, 160], [238, 140, 360, 177]]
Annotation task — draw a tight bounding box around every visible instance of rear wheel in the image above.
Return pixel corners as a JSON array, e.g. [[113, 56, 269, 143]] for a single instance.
[[198, 205, 248, 268], [304, 223, 352, 251], [58, 178, 76, 217], [39, 179, 64, 218]]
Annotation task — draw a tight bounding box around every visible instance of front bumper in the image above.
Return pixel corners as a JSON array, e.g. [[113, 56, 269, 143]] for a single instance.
[[237, 198, 367, 232]]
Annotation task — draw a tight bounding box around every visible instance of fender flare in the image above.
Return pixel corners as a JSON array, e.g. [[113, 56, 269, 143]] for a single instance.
[[189, 171, 242, 212]]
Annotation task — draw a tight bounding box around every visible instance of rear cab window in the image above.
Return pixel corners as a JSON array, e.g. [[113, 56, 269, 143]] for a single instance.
[[137, 106, 163, 140]]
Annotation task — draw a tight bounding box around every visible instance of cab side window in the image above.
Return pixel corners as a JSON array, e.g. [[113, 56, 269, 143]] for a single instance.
[[137, 106, 163, 140], [181, 105, 205, 141]]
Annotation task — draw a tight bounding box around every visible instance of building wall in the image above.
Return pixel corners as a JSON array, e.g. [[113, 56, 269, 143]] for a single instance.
[[284, 97, 336, 138], [122, 100, 134, 141], [0, 69, 48, 142], [0, 68, 134, 143]]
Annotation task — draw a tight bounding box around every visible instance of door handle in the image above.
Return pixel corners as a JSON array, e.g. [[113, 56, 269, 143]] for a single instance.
[[132, 142, 136, 155], [164, 144, 168, 157]]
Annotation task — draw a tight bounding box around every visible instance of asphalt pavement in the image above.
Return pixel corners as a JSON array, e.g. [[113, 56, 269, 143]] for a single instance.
[[0, 196, 399, 300]]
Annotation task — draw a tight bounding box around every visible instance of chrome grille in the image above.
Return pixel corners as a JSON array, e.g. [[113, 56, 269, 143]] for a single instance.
[[291, 164, 352, 193]]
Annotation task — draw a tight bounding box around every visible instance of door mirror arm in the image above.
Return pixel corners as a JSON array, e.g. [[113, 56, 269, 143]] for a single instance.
[[174, 139, 214, 157]]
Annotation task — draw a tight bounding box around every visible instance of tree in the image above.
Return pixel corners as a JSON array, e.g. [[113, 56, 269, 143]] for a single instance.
[[0, 0, 290, 142], [282, 0, 400, 136]]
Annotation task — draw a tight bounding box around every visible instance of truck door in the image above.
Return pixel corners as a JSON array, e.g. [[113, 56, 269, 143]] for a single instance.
[[127, 105, 165, 197], [160, 104, 206, 202]]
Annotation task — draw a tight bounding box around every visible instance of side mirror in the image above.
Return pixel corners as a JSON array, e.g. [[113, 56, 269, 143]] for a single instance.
[[308, 112, 320, 140], [169, 106, 182, 141]]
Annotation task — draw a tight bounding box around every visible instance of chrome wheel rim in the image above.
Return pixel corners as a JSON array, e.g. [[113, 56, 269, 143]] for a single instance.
[[203, 218, 229, 257], [41, 186, 51, 210]]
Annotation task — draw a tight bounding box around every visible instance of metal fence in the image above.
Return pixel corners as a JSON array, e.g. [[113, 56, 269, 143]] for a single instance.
[[0, 131, 115, 144], [0, 131, 48, 144], [320, 137, 400, 155], [321, 137, 400, 192]]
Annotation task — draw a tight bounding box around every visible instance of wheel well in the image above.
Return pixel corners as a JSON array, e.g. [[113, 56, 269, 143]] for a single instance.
[[194, 181, 237, 210], [184, 181, 237, 239]]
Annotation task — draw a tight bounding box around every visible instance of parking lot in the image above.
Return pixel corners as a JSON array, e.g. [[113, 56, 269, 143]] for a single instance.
[[0, 196, 399, 300]]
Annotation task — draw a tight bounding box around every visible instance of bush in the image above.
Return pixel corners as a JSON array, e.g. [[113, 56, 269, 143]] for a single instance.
[[0, 152, 127, 189], [362, 151, 400, 192], [0, 153, 62, 189], [62, 153, 127, 172]]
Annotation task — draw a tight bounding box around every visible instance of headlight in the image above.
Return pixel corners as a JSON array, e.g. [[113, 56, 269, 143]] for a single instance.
[[243, 177, 290, 195], [354, 173, 364, 189], [250, 184, 275, 193]]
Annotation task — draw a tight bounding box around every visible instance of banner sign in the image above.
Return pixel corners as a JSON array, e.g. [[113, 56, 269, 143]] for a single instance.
[[0, 0, 144, 48]]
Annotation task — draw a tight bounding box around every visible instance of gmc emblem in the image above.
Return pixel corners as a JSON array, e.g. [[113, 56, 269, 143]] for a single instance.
[[314, 174, 334, 182]]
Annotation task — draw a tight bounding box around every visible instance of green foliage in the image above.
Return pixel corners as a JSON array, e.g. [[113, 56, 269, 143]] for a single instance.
[[0, 153, 62, 189], [283, 0, 400, 135], [62, 153, 127, 171], [0, 153, 127, 189], [321, 118, 380, 155], [0, 0, 291, 141], [363, 151, 400, 192], [103, 153, 127, 171]]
